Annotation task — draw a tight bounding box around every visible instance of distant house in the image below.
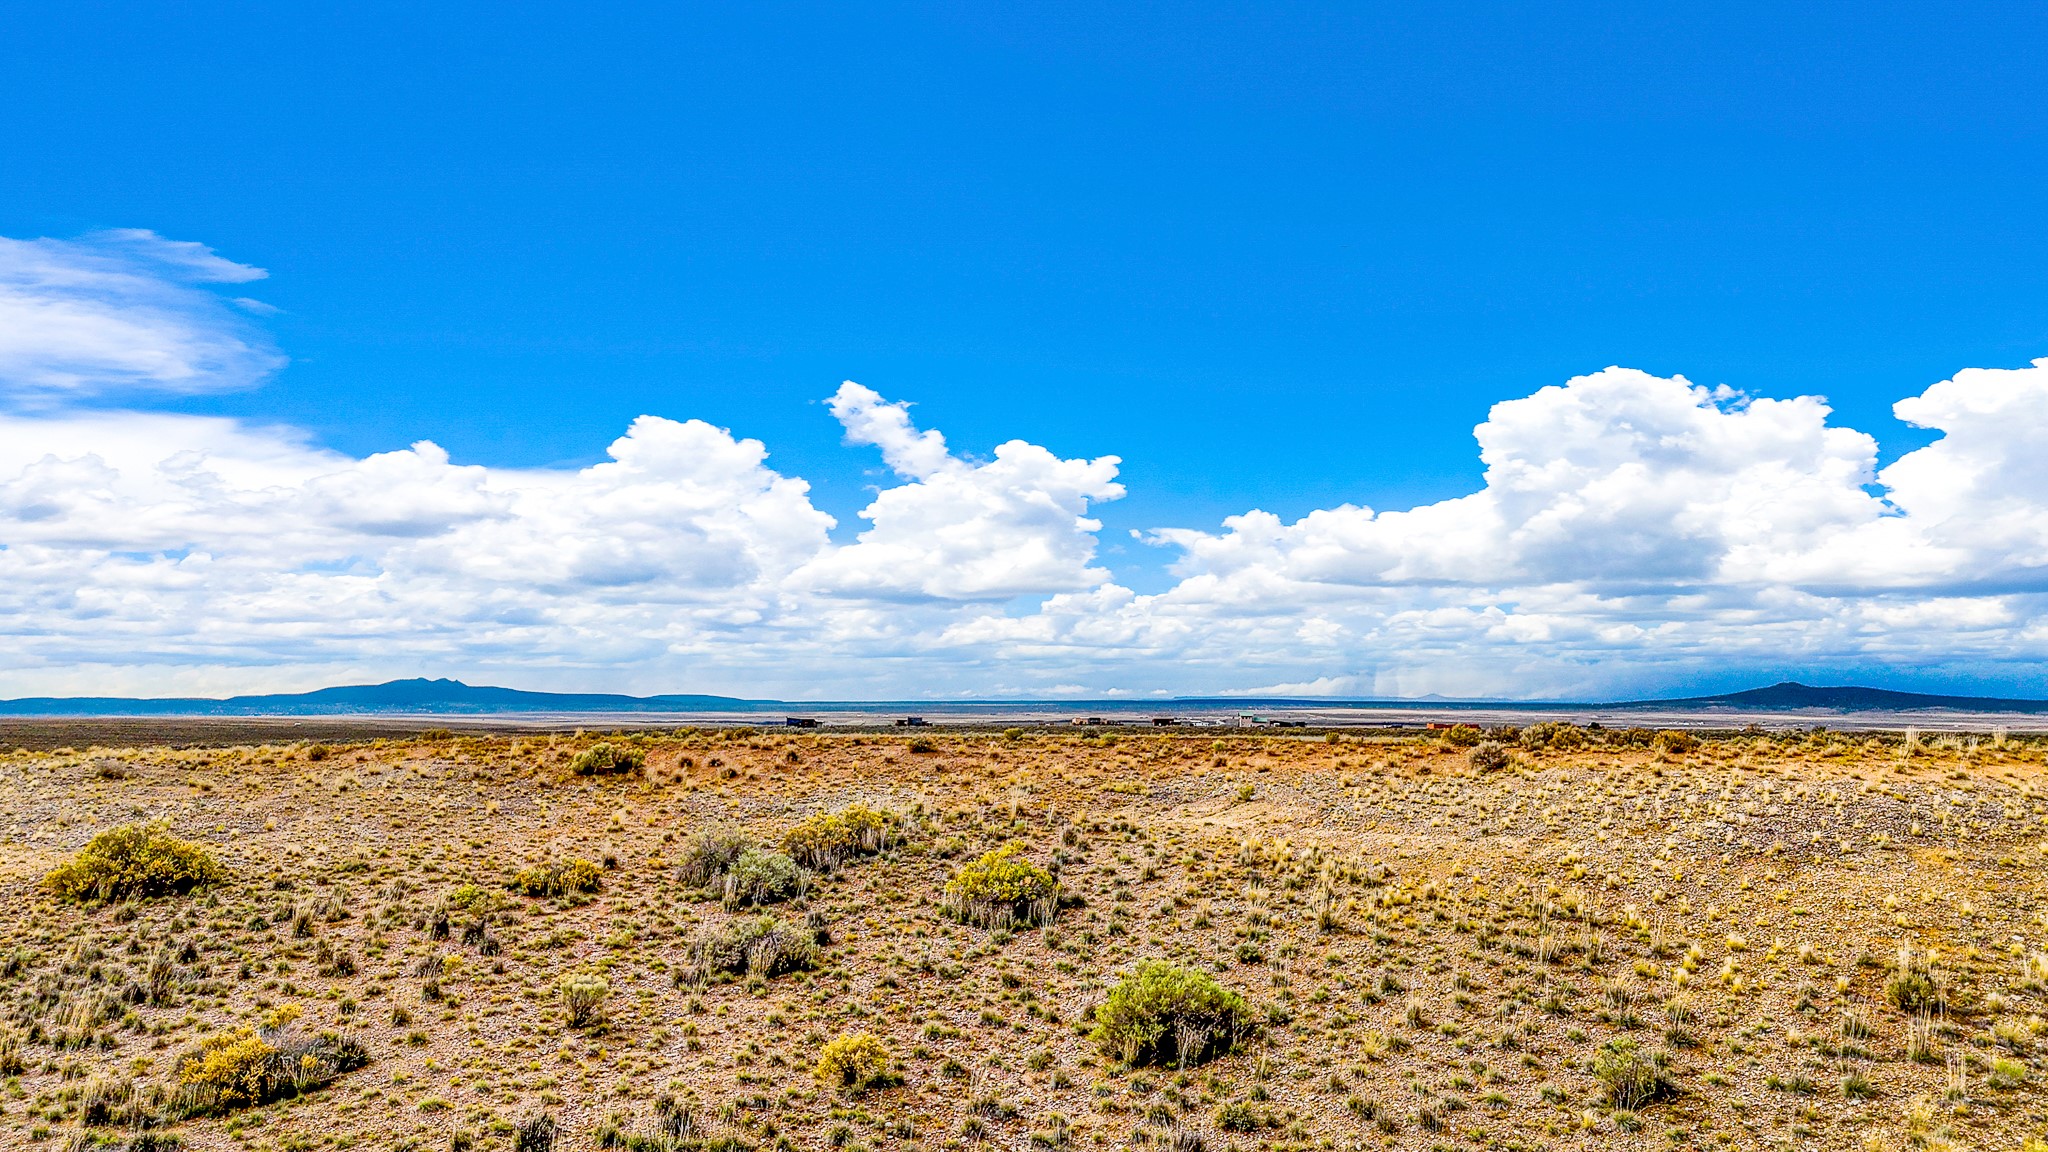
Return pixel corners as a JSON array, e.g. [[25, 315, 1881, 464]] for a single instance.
[[1151, 717, 1179, 726], [1070, 717, 1106, 726], [895, 717, 929, 727], [784, 717, 819, 728]]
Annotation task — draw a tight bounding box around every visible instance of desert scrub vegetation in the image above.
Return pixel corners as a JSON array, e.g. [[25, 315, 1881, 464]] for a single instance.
[[676, 829, 805, 906], [813, 1031, 897, 1093], [9, 722, 2048, 1150], [176, 1025, 369, 1113], [1439, 723, 1483, 747], [686, 913, 821, 981], [1591, 1037, 1674, 1111], [570, 740, 647, 776], [943, 842, 1058, 928], [557, 972, 610, 1029], [1093, 960, 1255, 1067], [44, 821, 226, 902], [1886, 945, 1947, 1012], [720, 846, 806, 908], [780, 802, 902, 869], [676, 828, 749, 886], [1466, 739, 1510, 773], [511, 856, 603, 896]]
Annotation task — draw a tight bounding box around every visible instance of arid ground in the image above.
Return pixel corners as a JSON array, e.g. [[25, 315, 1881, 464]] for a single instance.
[[3, 725, 2046, 1151]]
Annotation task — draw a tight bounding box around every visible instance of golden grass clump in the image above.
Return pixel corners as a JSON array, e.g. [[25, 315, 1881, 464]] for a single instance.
[[44, 821, 226, 903], [687, 913, 821, 981], [511, 858, 602, 896]]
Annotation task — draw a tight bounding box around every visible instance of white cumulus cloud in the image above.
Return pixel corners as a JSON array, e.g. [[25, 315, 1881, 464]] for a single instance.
[[6, 228, 2048, 699], [1128, 360, 2048, 698], [795, 382, 1125, 601]]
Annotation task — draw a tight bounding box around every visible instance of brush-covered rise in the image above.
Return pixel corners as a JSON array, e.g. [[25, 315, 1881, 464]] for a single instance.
[[0, 725, 2045, 1150]]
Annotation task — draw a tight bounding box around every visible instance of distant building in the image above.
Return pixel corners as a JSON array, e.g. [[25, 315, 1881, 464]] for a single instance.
[[784, 717, 819, 728], [1151, 717, 1179, 726], [895, 716, 929, 727], [1070, 716, 1105, 726]]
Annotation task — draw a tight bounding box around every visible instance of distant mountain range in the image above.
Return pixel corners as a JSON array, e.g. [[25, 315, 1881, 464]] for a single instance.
[[1627, 681, 2048, 714], [0, 678, 759, 717], [0, 677, 2042, 716]]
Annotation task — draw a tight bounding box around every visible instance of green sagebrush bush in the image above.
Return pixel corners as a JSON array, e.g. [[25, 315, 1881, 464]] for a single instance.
[[676, 829, 750, 887], [1466, 741, 1510, 773], [676, 832, 805, 907], [176, 1026, 368, 1115], [511, 858, 602, 897], [687, 914, 820, 982], [1886, 947, 1945, 1013], [781, 803, 901, 870], [1592, 1037, 1673, 1110], [558, 973, 610, 1029], [1652, 729, 1699, 755], [1093, 961, 1254, 1067], [943, 843, 1057, 929], [570, 742, 646, 776], [814, 1031, 897, 1093], [45, 822, 226, 903], [723, 847, 805, 908], [1519, 721, 1586, 751], [1439, 724, 1483, 748]]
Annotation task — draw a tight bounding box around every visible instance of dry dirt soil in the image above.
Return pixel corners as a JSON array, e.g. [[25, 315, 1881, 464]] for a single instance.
[[3, 727, 2047, 1152]]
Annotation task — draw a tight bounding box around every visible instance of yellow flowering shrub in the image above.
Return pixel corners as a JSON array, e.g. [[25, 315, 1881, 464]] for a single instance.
[[943, 843, 1057, 929], [45, 822, 226, 903]]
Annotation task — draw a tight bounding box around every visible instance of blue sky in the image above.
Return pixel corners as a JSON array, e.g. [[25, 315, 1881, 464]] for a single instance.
[[3, 2, 2048, 698]]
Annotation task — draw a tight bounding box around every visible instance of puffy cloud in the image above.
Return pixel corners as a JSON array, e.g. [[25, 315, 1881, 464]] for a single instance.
[[826, 382, 952, 480], [12, 356, 2048, 698], [1151, 368, 1890, 591], [0, 332, 1124, 692], [794, 382, 1125, 601], [0, 410, 845, 682], [1878, 360, 2048, 586], [1131, 360, 2048, 698], [0, 229, 284, 401], [7, 229, 2048, 698]]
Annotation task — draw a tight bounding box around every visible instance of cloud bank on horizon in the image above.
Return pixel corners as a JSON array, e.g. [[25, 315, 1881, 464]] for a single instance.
[[3, 229, 2047, 700]]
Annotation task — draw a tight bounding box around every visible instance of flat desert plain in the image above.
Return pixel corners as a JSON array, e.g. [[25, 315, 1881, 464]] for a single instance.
[[2, 726, 2045, 1151]]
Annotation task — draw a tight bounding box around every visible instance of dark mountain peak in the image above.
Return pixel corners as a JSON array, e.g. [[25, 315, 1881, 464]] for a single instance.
[[1640, 681, 2048, 713]]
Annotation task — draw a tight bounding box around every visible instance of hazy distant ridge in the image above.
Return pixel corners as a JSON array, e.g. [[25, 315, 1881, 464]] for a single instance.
[[2, 677, 2046, 717], [0, 678, 757, 716], [1627, 681, 2048, 714]]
